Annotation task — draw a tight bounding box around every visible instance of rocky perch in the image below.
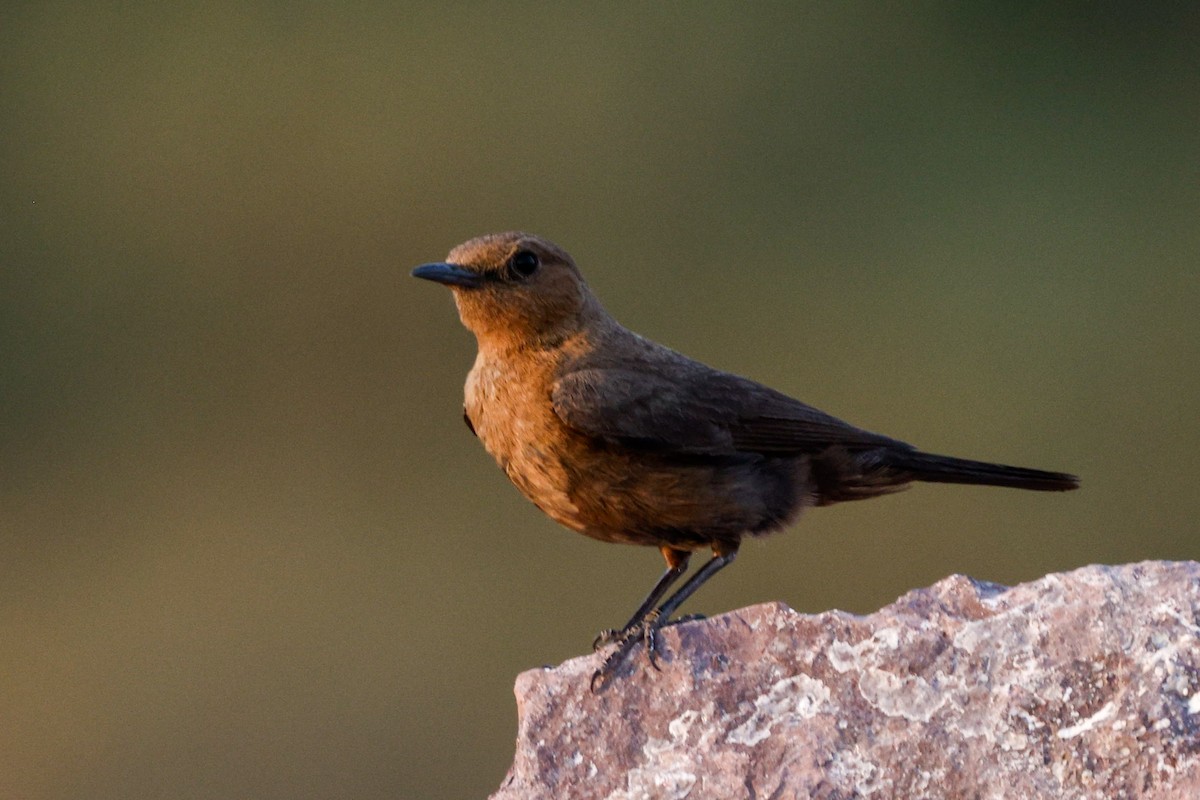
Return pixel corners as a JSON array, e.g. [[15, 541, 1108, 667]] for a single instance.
[[491, 562, 1200, 800]]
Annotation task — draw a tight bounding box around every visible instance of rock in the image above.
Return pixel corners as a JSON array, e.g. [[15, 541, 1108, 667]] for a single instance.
[[490, 562, 1200, 800]]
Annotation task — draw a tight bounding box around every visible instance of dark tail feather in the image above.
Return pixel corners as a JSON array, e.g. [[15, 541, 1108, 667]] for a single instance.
[[887, 450, 1079, 492]]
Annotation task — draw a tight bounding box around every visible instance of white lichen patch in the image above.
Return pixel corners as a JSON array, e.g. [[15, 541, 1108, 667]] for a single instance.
[[830, 748, 887, 796], [665, 707, 719, 750], [997, 729, 1030, 751], [727, 673, 832, 746], [605, 767, 696, 800], [951, 619, 988, 654], [604, 705, 718, 800], [953, 604, 1048, 658], [827, 627, 902, 673], [856, 667, 945, 722]]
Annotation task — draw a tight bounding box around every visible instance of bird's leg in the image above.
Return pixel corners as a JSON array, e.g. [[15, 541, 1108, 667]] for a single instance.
[[640, 542, 738, 665], [591, 542, 738, 691], [592, 546, 690, 650]]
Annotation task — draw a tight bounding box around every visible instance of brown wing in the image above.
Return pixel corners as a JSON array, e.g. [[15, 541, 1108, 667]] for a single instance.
[[552, 367, 911, 457], [552, 369, 735, 454], [727, 387, 911, 453]]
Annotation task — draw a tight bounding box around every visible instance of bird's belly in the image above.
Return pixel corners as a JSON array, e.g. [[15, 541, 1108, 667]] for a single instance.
[[501, 439, 588, 532], [506, 440, 811, 548], [476, 420, 686, 543]]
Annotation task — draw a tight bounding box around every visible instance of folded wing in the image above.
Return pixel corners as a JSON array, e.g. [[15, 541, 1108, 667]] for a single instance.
[[551, 367, 911, 457]]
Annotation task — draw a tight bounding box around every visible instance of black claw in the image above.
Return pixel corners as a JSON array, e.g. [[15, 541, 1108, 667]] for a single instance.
[[592, 628, 619, 651], [642, 610, 663, 671], [589, 610, 675, 691], [645, 639, 661, 672], [590, 638, 636, 692]]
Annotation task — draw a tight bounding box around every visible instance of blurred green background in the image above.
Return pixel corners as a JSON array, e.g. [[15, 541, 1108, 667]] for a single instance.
[[2, 4, 1197, 799]]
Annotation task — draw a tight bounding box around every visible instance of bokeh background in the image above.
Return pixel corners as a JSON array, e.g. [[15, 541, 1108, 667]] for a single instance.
[[3, 4, 1197, 798]]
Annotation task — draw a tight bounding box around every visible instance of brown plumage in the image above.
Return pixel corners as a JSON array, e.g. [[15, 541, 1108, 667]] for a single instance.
[[412, 232, 1078, 687]]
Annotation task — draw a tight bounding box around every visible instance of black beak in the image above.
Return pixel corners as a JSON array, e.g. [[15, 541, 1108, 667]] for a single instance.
[[410, 262, 483, 288]]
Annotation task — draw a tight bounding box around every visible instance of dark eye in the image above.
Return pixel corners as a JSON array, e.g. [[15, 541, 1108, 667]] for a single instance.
[[508, 250, 540, 278]]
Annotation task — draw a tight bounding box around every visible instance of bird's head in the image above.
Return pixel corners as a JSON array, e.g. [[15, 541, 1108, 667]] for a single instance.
[[412, 232, 595, 347]]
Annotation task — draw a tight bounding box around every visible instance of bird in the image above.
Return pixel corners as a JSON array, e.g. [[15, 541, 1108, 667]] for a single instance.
[[411, 232, 1078, 689]]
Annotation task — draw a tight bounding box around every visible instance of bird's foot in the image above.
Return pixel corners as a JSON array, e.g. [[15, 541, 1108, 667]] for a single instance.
[[591, 627, 621, 651], [592, 610, 705, 651], [590, 610, 665, 692]]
